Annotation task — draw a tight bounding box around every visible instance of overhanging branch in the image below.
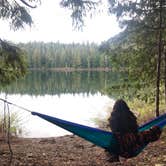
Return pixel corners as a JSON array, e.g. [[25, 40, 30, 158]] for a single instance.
[[19, 0, 37, 8]]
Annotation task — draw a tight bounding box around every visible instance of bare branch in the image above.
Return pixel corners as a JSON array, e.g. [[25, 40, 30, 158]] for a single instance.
[[19, 0, 37, 8]]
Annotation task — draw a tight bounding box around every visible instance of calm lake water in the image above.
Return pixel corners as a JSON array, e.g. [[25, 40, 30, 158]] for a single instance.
[[0, 71, 119, 138]]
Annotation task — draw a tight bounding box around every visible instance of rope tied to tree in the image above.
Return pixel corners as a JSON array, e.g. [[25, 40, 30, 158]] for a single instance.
[[0, 98, 32, 113], [0, 97, 34, 165], [2, 97, 13, 165]]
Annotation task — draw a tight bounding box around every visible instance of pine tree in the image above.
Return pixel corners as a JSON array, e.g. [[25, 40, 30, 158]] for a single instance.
[[0, 0, 38, 85], [104, 0, 166, 116]]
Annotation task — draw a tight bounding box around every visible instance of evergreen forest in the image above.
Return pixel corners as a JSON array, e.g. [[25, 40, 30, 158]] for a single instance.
[[19, 42, 110, 69]]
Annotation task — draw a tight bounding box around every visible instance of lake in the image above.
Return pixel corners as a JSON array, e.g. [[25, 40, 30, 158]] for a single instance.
[[0, 70, 119, 138]]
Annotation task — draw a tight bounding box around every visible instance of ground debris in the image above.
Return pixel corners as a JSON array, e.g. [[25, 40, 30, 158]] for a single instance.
[[0, 129, 165, 166]]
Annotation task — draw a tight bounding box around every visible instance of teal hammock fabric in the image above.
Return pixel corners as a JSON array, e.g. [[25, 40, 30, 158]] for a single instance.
[[31, 112, 166, 156]]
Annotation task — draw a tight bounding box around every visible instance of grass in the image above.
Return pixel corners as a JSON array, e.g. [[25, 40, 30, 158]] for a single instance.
[[0, 112, 23, 137], [93, 98, 166, 129], [128, 98, 166, 125]]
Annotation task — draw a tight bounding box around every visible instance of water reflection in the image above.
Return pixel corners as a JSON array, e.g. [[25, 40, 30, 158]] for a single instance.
[[0, 71, 119, 137], [0, 70, 122, 95], [0, 93, 114, 138]]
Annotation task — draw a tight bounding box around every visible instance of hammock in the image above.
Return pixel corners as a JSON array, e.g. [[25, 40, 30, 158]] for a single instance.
[[32, 111, 166, 157]]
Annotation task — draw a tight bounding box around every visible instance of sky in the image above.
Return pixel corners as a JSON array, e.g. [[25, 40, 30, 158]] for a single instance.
[[0, 0, 121, 44]]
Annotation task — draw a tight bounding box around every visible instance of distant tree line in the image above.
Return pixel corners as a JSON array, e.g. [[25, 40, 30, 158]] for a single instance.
[[18, 42, 110, 69]]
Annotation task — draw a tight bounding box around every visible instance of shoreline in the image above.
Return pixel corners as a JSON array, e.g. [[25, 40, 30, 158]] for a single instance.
[[28, 67, 112, 72]]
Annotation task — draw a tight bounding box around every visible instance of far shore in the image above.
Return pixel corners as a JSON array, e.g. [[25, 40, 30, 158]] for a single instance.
[[29, 67, 112, 72]]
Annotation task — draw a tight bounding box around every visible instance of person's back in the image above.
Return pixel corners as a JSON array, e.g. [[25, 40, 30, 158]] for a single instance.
[[106, 99, 162, 161], [109, 99, 138, 135]]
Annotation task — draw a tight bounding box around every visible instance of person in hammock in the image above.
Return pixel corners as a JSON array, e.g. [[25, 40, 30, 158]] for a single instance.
[[106, 99, 162, 162]]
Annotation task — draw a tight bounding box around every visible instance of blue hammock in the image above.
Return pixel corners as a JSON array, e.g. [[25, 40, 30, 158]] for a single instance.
[[31, 112, 166, 156]]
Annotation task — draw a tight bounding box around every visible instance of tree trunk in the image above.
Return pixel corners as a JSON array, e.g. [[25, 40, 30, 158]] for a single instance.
[[164, 52, 166, 103], [156, 0, 163, 117]]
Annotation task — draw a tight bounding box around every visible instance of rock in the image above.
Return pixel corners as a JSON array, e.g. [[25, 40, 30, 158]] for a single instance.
[[27, 153, 33, 158]]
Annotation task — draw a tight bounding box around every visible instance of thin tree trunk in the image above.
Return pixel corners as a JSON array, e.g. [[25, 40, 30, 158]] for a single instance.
[[156, 0, 163, 117], [164, 52, 166, 103]]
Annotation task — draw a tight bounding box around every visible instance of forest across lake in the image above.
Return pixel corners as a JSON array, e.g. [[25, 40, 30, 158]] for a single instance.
[[19, 42, 111, 70]]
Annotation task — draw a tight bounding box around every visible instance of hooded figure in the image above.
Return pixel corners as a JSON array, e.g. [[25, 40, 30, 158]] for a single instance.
[[109, 99, 139, 135], [106, 99, 162, 162]]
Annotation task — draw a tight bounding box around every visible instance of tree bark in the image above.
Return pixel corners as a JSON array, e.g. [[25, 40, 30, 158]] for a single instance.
[[164, 52, 166, 103], [156, 0, 163, 117]]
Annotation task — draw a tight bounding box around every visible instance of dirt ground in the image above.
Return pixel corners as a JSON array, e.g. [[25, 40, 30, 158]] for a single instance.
[[0, 128, 166, 166]]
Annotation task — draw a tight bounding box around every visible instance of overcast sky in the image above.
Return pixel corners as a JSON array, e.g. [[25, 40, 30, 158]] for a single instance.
[[0, 0, 121, 44]]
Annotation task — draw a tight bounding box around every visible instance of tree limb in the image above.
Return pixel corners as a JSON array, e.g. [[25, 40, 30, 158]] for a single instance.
[[19, 0, 37, 8]]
